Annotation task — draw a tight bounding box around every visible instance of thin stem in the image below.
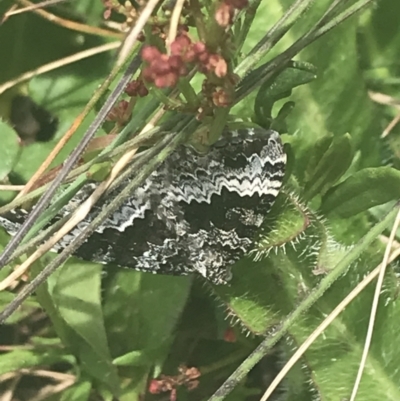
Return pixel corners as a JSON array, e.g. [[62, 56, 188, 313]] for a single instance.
[[235, 0, 315, 78], [189, 0, 207, 41], [15, 0, 122, 38], [350, 208, 400, 400], [234, 0, 263, 56], [166, 0, 186, 53], [0, 41, 121, 95], [235, 0, 374, 102], [116, 0, 161, 66]]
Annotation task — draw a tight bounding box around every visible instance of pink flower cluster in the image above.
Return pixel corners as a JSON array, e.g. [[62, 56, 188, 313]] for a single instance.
[[142, 34, 228, 88], [148, 366, 201, 401]]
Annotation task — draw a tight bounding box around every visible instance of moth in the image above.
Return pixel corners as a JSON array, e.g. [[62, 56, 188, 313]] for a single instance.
[[0, 128, 286, 285]]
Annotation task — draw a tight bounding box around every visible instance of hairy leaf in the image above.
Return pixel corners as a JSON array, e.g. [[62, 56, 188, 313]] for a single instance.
[[321, 166, 400, 216]]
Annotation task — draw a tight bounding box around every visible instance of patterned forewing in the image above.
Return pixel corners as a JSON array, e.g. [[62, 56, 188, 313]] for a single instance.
[[0, 128, 286, 284]]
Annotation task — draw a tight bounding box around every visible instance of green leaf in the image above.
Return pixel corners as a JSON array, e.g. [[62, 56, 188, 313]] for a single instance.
[[303, 133, 354, 200], [285, 2, 383, 174], [302, 132, 334, 185], [54, 261, 119, 394], [102, 270, 191, 389], [113, 350, 146, 367], [252, 192, 310, 260], [60, 380, 92, 401], [36, 259, 120, 396], [103, 271, 192, 360], [254, 61, 317, 128], [214, 194, 321, 335], [358, 0, 400, 82], [0, 289, 39, 324], [87, 161, 113, 182], [0, 120, 20, 180], [0, 349, 74, 375], [288, 248, 400, 401], [321, 166, 400, 217]]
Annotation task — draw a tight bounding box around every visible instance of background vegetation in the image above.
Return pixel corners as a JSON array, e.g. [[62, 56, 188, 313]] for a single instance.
[[0, 0, 400, 400]]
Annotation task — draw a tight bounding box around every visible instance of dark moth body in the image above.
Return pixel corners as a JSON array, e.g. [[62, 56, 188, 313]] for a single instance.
[[0, 128, 286, 284]]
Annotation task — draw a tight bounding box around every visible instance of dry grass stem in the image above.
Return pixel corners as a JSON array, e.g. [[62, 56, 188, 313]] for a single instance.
[[15, 0, 122, 38]]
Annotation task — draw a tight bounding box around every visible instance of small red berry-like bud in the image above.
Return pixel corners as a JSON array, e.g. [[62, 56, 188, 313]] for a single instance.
[[215, 2, 234, 27], [193, 41, 206, 53], [182, 47, 196, 63], [193, 42, 209, 64], [170, 34, 192, 56], [223, 327, 236, 342], [170, 388, 177, 401], [214, 57, 228, 77], [125, 80, 139, 96], [142, 66, 154, 82], [148, 380, 162, 394], [106, 100, 131, 122], [192, 41, 207, 56], [212, 88, 231, 107], [106, 109, 117, 122], [118, 99, 129, 114], [203, 54, 228, 77], [103, 8, 112, 19], [168, 55, 184, 72], [186, 379, 200, 390], [154, 72, 178, 88], [151, 57, 172, 75], [137, 83, 148, 97], [185, 367, 201, 380], [141, 46, 161, 62], [125, 80, 149, 97]]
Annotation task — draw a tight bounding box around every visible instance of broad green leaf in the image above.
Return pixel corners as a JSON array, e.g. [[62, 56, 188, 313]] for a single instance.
[[60, 380, 92, 401], [321, 166, 400, 217], [254, 61, 317, 128], [103, 270, 192, 359], [68, 0, 105, 26], [303, 133, 354, 200], [36, 259, 120, 395], [0, 13, 81, 83], [102, 270, 191, 390], [0, 120, 20, 180], [0, 349, 74, 375], [53, 260, 119, 395], [113, 350, 146, 366], [0, 289, 39, 324], [210, 205, 397, 401], [358, 0, 400, 86], [302, 133, 334, 185], [253, 192, 310, 260], [283, 1, 383, 174]]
